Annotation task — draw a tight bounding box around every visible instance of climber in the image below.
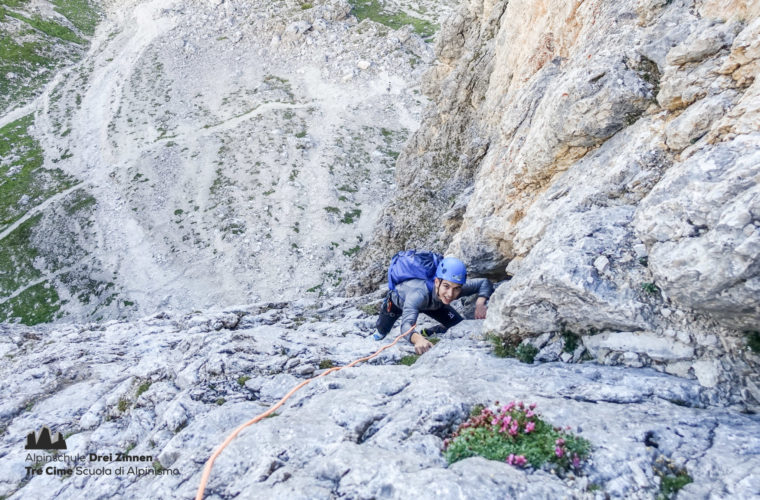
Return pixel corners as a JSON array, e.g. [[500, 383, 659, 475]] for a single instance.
[[374, 252, 494, 355]]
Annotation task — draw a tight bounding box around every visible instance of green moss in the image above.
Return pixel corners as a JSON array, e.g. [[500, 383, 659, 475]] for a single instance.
[[319, 359, 334, 369], [237, 375, 250, 386], [117, 398, 130, 412]]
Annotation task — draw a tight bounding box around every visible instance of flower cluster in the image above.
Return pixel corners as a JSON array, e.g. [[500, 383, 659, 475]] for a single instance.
[[554, 438, 581, 468], [490, 401, 537, 437], [506, 454, 527, 467], [443, 401, 591, 475]]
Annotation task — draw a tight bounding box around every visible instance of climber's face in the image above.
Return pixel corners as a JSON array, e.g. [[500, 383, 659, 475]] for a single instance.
[[435, 278, 462, 305]]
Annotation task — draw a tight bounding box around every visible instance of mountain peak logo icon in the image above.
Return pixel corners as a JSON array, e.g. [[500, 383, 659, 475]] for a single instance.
[[25, 427, 67, 450]]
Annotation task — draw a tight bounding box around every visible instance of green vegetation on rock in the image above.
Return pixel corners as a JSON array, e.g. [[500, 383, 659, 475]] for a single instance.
[[51, 0, 100, 36], [0, 0, 98, 112], [349, 0, 438, 40], [487, 334, 538, 363], [444, 402, 591, 474], [0, 115, 78, 230]]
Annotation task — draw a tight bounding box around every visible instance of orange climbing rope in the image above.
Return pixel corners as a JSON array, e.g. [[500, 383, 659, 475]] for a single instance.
[[195, 324, 417, 500]]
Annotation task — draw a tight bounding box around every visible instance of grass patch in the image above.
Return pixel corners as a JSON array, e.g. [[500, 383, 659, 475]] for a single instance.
[[487, 333, 516, 358], [136, 381, 151, 397], [562, 330, 579, 353], [52, 0, 100, 36], [358, 302, 379, 316], [399, 354, 419, 366], [515, 344, 538, 363], [0, 280, 62, 325], [658, 471, 692, 499], [349, 0, 438, 40], [1, 0, 97, 111], [487, 334, 538, 363], [0, 115, 78, 231], [642, 282, 659, 295], [237, 375, 250, 386], [340, 208, 361, 224], [3, 10, 84, 44], [745, 331, 760, 354], [343, 245, 361, 257], [0, 117, 103, 324], [117, 398, 130, 412], [318, 359, 334, 370]]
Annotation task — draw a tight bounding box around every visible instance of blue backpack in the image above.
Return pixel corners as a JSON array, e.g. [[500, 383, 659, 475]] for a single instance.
[[387, 250, 443, 292]]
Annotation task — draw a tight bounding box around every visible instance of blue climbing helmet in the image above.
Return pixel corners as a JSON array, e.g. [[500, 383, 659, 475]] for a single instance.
[[435, 257, 467, 285]]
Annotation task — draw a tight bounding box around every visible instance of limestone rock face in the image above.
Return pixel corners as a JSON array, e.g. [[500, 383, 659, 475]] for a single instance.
[[357, 0, 760, 407], [634, 135, 760, 330], [3, 307, 760, 499]]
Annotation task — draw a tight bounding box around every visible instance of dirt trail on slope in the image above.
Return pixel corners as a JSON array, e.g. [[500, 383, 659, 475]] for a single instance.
[[27, 0, 446, 320]]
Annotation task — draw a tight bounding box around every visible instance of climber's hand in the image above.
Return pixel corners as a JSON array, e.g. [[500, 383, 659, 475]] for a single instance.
[[411, 333, 433, 354], [475, 297, 488, 320]]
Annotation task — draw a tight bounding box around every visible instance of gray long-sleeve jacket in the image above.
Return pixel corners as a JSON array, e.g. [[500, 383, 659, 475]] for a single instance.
[[391, 277, 494, 339]]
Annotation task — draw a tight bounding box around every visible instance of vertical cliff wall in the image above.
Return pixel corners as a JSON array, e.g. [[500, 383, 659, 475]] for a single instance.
[[357, 0, 760, 408]]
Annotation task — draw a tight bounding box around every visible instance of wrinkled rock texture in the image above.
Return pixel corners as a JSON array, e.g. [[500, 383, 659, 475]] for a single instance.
[[2, 304, 760, 499], [355, 0, 760, 409]]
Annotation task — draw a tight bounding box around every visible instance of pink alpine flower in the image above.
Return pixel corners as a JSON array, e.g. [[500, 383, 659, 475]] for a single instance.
[[506, 454, 516, 465], [572, 453, 581, 468], [525, 421, 535, 433], [529, 403, 537, 410], [555, 438, 565, 446], [555, 446, 564, 458], [525, 410, 535, 418], [514, 455, 527, 467], [509, 421, 519, 436], [505, 401, 516, 412]]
